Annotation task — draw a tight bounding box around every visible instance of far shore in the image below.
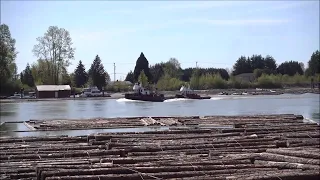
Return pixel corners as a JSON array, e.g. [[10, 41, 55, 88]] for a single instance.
[[0, 87, 319, 103]]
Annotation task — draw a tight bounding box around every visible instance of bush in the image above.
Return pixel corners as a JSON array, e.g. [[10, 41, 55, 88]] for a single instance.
[[228, 76, 251, 89], [157, 74, 185, 91], [256, 74, 282, 88], [105, 82, 132, 92], [211, 74, 228, 89], [191, 73, 228, 89], [0, 80, 23, 96]]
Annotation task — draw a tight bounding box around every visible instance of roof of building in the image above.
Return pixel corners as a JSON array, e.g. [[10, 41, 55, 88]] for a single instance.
[[36, 85, 71, 91]]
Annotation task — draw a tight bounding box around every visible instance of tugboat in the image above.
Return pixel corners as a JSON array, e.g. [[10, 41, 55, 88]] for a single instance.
[[124, 83, 165, 102], [175, 85, 211, 99]]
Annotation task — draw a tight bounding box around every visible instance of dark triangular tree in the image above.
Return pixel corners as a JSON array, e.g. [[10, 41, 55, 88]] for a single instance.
[[20, 63, 35, 87], [74, 60, 88, 88], [125, 70, 134, 83], [88, 55, 109, 90], [133, 52, 152, 82]]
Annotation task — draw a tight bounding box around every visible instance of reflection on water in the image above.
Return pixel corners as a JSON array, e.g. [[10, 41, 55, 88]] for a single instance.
[[91, 100, 106, 112], [0, 123, 29, 132], [0, 103, 18, 118], [312, 112, 320, 121], [0, 94, 319, 123]]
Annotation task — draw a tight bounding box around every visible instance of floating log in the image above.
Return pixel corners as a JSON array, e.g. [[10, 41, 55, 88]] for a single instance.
[[258, 152, 320, 165], [225, 170, 320, 180], [266, 148, 320, 159], [254, 160, 320, 170], [0, 114, 319, 180]]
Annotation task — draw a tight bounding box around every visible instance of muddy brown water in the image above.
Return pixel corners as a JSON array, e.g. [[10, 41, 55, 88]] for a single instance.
[[0, 93, 319, 137]]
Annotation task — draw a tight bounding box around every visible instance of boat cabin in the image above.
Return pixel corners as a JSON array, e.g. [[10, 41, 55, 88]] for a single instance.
[[133, 83, 151, 95], [180, 86, 194, 95]]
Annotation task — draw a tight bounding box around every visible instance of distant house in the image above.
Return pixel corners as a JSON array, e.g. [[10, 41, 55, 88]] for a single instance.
[[235, 73, 255, 83], [35, 85, 71, 99]]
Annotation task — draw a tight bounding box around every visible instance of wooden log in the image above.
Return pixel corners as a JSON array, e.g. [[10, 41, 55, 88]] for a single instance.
[[221, 125, 320, 133], [275, 140, 290, 148], [0, 167, 34, 174], [40, 168, 138, 180], [0, 136, 87, 143], [258, 152, 320, 165], [286, 133, 320, 138], [44, 168, 279, 180], [254, 160, 320, 170], [45, 174, 152, 180], [9, 172, 36, 179], [226, 170, 320, 180], [1, 150, 122, 160], [99, 157, 178, 164], [266, 148, 320, 159], [121, 159, 253, 167], [41, 167, 279, 180], [289, 140, 320, 147]]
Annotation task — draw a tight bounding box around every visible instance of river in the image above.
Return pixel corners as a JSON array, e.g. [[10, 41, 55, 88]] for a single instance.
[[0, 93, 319, 137]]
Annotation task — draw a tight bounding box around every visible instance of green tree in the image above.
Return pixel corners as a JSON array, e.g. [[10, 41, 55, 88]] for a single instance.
[[156, 74, 184, 91], [163, 58, 183, 79], [60, 67, 71, 85], [232, 56, 252, 75], [305, 50, 320, 76], [264, 55, 277, 70], [138, 70, 148, 87], [150, 63, 165, 83], [277, 61, 303, 76], [133, 52, 152, 82], [181, 68, 194, 82], [250, 54, 265, 70], [30, 59, 55, 85], [32, 26, 75, 85], [253, 68, 274, 78], [0, 24, 20, 95], [190, 69, 200, 89], [20, 63, 35, 87], [74, 60, 88, 87], [88, 55, 109, 89], [125, 70, 134, 83]]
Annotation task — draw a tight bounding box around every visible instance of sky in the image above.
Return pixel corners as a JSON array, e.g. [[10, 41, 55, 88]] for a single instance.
[[1, 0, 319, 81]]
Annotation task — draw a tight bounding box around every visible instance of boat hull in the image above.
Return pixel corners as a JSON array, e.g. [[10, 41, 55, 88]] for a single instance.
[[124, 93, 165, 102], [175, 94, 211, 99]]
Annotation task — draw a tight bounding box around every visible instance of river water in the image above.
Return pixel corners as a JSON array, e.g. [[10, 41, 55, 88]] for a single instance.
[[0, 93, 319, 137]]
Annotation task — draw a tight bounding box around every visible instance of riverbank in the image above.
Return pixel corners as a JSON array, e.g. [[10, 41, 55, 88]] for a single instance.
[[0, 114, 319, 180], [0, 88, 319, 103]]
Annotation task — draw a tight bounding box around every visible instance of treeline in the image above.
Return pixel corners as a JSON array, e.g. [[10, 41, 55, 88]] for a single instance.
[[125, 51, 319, 90], [1, 23, 319, 96]]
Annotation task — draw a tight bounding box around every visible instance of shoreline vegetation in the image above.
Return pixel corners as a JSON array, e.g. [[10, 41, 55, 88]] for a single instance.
[[1, 87, 319, 103]]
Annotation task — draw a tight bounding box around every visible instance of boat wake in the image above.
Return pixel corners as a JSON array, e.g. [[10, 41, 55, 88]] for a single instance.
[[164, 98, 193, 102], [209, 97, 224, 100], [116, 98, 144, 102]]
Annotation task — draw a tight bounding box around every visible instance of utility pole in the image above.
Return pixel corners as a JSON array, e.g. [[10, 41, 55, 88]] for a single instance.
[[196, 61, 198, 68], [113, 63, 116, 82]]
